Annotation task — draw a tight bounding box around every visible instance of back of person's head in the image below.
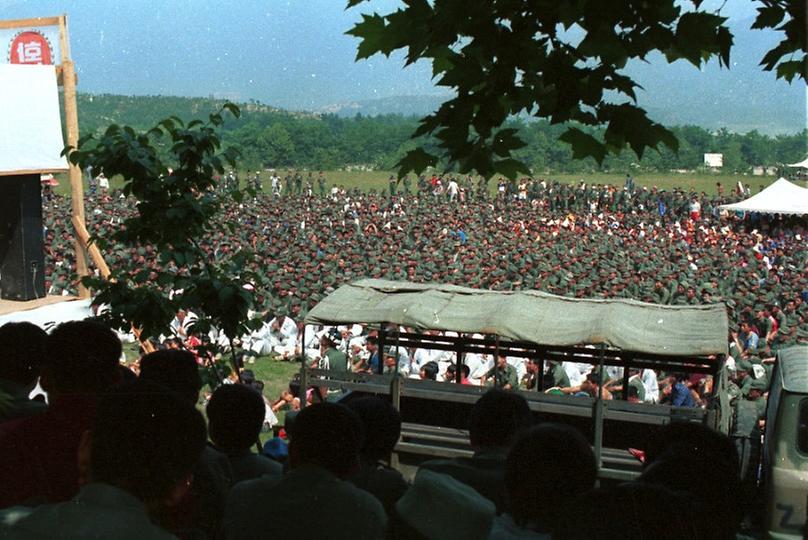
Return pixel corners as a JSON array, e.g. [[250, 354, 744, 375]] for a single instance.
[[505, 423, 596, 531], [0, 322, 48, 386], [469, 389, 532, 448], [553, 482, 698, 540], [640, 446, 743, 539], [139, 349, 202, 405], [207, 383, 264, 454], [345, 396, 401, 462], [643, 421, 739, 474], [288, 402, 362, 477], [421, 361, 439, 380], [85, 380, 206, 505], [43, 320, 121, 394]]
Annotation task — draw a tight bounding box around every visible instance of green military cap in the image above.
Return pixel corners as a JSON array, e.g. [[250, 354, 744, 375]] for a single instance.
[[749, 378, 768, 392], [736, 359, 753, 373]]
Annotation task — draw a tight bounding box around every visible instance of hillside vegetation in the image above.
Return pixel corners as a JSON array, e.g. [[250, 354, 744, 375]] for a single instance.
[[76, 94, 806, 175]]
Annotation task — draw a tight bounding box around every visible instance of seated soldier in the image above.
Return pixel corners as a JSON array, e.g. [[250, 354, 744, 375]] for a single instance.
[[345, 397, 408, 516], [418, 389, 532, 513], [0, 380, 207, 539], [0, 320, 122, 508], [207, 384, 283, 484], [0, 322, 48, 423], [491, 424, 596, 538], [224, 402, 386, 539]]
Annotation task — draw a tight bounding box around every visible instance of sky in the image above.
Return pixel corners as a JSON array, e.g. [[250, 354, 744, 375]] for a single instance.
[[0, 0, 804, 129]]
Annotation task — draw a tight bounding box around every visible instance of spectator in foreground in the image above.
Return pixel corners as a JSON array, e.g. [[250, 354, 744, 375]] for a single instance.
[[207, 383, 283, 484], [491, 423, 597, 539], [640, 422, 743, 539], [553, 482, 698, 540], [0, 322, 48, 423], [345, 396, 408, 515], [139, 349, 233, 539], [0, 320, 122, 508], [0, 380, 207, 539], [224, 402, 386, 539], [419, 389, 532, 513]]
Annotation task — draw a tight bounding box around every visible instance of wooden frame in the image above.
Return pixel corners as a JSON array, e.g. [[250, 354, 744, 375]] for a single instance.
[[1, 14, 94, 298]]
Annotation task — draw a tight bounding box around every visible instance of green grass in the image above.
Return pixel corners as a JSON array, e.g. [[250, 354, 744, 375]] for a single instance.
[[121, 343, 300, 433], [55, 168, 780, 198]]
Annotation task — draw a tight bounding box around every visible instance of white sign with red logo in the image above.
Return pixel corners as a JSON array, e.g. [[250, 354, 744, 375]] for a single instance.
[[1, 27, 60, 65]]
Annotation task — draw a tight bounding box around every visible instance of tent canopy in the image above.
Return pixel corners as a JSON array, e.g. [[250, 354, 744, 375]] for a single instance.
[[719, 178, 808, 215], [305, 279, 729, 357], [786, 157, 808, 169]]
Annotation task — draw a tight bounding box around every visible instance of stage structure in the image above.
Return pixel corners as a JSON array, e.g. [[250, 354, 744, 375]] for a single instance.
[[0, 15, 109, 308]]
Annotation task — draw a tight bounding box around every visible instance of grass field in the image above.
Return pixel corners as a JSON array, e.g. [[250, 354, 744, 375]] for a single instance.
[[53, 168, 783, 198], [122, 343, 299, 435]]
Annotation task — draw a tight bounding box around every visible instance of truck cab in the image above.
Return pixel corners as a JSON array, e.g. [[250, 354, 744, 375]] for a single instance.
[[762, 345, 808, 539]]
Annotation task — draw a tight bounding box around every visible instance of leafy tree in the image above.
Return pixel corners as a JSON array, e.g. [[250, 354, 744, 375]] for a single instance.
[[346, 0, 805, 179], [66, 105, 257, 381]]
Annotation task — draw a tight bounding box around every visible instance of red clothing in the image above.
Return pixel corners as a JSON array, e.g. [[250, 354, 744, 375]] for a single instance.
[[0, 394, 97, 508]]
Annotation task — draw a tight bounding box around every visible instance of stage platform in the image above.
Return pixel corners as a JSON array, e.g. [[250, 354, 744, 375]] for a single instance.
[[0, 295, 91, 327], [0, 295, 78, 316]]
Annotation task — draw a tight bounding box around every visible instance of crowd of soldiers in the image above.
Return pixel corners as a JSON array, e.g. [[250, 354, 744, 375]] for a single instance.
[[44, 171, 807, 339]]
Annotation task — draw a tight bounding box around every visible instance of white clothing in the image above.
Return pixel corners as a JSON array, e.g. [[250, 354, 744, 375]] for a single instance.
[[641, 369, 659, 403]]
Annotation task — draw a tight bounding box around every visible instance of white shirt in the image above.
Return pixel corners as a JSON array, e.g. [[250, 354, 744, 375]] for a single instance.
[[641, 369, 659, 403]]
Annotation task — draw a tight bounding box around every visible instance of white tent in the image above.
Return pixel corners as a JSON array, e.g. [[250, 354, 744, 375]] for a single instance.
[[786, 157, 808, 169], [720, 177, 808, 215]]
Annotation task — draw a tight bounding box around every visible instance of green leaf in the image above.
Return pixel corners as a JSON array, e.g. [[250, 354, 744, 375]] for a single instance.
[[346, 14, 389, 60], [558, 127, 607, 163], [396, 148, 437, 177]]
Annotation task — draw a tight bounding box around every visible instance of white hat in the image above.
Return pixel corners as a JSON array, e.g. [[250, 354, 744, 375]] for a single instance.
[[396, 470, 495, 540]]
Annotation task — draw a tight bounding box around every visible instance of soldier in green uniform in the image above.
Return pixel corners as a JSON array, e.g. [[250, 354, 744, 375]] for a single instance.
[[731, 378, 767, 483], [482, 355, 518, 390], [388, 175, 397, 197], [317, 171, 326, 197]]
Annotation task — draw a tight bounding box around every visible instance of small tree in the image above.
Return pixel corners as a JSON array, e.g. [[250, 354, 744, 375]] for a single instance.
[[66, 104, 258, 381]]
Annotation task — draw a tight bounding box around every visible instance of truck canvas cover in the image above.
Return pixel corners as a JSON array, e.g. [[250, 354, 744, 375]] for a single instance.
[[305, 279, 729, 358]]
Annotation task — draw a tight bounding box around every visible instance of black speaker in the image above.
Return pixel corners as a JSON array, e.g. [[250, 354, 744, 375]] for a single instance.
[[0, 174, 46, 301]]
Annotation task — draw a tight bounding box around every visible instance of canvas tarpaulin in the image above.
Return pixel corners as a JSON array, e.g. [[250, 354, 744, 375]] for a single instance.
[[305, 279, 729, 357]]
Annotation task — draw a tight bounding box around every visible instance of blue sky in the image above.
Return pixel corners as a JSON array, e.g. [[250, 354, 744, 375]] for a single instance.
[[1, 0, 803, 128]]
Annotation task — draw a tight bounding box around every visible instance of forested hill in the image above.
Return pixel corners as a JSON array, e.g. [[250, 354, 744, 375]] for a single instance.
[[75, 93, 806, 175]]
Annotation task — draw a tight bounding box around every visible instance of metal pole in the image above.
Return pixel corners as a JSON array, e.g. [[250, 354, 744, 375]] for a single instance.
[[455, 334, 463, 384], [377, 326, 387, 375], [299, 324, 307, 410], [621, 358, 630, 401], [593, 344, 606, 479]]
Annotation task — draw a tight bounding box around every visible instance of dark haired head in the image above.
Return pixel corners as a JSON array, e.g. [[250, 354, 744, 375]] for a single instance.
[[207, 384, 265, 454], [43, 320, 121, 395], [420, 361, 439, 380], [469, 389, 532, 449], [345, 397, 401, 462], [505, 424, 596, 531], [88, 380, 206, 504], [0, 322, 48, 386], [288, 403, 362, 477], [138, 349, 202, 405]]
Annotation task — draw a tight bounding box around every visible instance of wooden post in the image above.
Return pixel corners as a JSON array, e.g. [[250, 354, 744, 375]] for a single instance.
[[58, 16, 90, 298]]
